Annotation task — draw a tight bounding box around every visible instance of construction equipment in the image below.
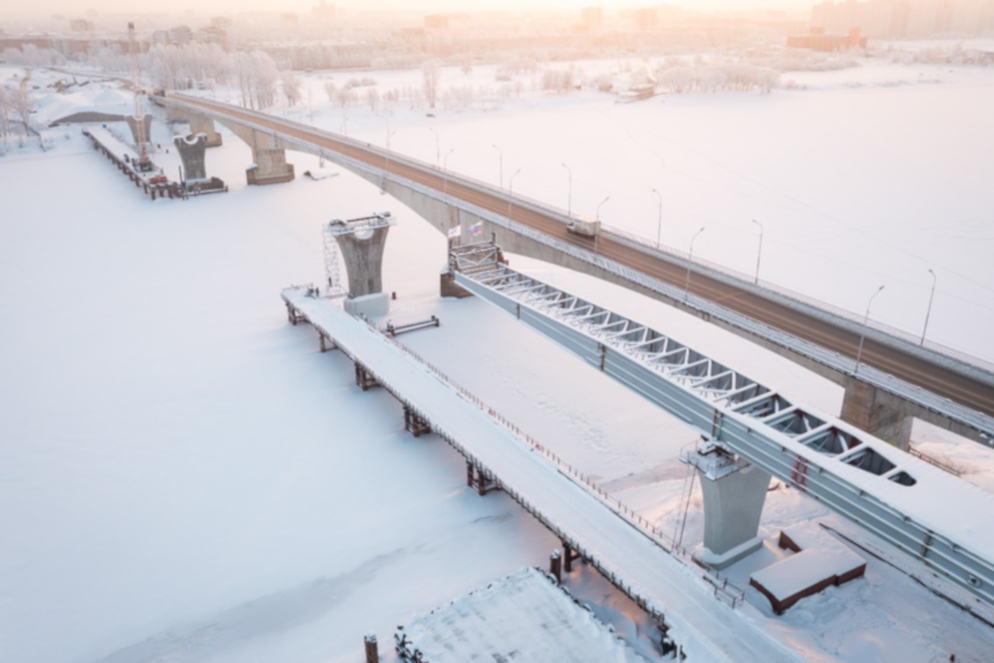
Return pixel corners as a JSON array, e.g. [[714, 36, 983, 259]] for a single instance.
[[127, 22, 153, 172]]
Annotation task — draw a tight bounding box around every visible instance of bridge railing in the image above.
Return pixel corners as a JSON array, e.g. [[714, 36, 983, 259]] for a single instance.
[[604, 224, 994, 376], [178, 93, 993, 388], [376, 325, 747, 608], [172, 92, 993, 378]]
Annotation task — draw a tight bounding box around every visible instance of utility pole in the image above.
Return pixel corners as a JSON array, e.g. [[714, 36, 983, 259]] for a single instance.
[[920, 269, 937, 346], [855, 285, 885, 375], [443, 148, 455, 196], [684, 227, 705, 302], [751, 219, 764, 284], [429, 128, 440, 167], [652, 188, 662, 249], [492, 144, 503, 189], [508, 169, 522, 222], [562, 163, 572, 218]]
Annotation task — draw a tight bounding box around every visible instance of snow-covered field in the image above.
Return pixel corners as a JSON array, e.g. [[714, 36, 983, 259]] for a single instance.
[[2, 54, 994, 662], [266, 55, 993, 365]]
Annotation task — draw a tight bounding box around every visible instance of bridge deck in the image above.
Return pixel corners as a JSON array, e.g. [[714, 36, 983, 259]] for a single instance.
[[451, 258, 994, 605], [281, 288, 798, 662], [159, 93, 994, 438]]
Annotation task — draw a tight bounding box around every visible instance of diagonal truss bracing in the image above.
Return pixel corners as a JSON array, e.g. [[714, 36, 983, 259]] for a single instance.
[[449, 247, 994, 606]]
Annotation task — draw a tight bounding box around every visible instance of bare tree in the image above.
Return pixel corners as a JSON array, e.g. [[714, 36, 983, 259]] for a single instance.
[[280, 70, 302, 106], [0, 86, 9, 138], [422, 59, 442, 109], [7, 86, 34, 134]]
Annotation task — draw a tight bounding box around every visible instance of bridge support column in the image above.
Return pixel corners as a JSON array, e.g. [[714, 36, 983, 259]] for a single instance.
[[125, 114, 152, 147], [187, 114, 222, 147], [685, 444, 770, 570], [173, 134, 208, 181], [332, 220, 392, 318], [247, 146, 295, 185], [165, 106, 222, 147], [841, 378, 913, 450]]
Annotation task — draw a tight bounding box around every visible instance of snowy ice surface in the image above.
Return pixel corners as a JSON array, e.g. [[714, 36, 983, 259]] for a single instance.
[[260, 56, 994, 365], [2, 60, 994, 663]]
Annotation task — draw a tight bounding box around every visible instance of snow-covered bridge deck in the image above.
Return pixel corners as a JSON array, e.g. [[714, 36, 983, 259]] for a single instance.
[[281, 287, 799, 662]]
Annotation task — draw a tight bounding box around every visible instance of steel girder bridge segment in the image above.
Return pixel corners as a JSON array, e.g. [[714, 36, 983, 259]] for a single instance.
[[153, 92, 994, 442], [449, 243, 994, 607]]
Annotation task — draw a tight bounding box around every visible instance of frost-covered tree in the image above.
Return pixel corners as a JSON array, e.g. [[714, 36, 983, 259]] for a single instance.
[[324, 80, 337, 102], [7, 86, 34, 134], [280, 70, 302, 107], [422, 59, 442, 109], [0, 86, 10, 137]]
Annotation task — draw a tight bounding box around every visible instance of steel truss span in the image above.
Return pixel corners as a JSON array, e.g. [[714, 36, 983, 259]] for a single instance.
[[450, 244, 994, 606]]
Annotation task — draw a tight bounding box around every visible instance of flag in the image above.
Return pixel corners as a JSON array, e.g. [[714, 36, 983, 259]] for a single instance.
[[469, 222, 483, 236], [447, 225, 462, 239]]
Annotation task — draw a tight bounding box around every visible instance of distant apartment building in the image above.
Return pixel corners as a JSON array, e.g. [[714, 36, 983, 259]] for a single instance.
[[194, 27, 228, 50], [170, 25, 193, 45], [210, 16, 232, 29], [633, 8, 658, 29], [582, 7, 604, 27], [281, 13, 299, 24], [69, 19, 94, 32], [811, 0, 994, 38], [425, 14, 450, 30], [312, 0, 336, 20], [787, 25, 868, 51]]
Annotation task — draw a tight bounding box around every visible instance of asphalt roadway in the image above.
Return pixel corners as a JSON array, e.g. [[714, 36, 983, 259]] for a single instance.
[[170, 94, 994, 420]]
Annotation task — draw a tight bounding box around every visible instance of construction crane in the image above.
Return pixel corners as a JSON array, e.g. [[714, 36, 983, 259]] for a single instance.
[[127, 22, 152, 172]]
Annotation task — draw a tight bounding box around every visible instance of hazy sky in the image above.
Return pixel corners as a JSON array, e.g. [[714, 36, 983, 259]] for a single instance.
[[12, 0, 815, 17]]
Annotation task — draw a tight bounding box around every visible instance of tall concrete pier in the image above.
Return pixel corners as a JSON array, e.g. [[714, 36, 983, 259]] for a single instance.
[[125, 114, 152, 147], [684, 444, 771, 570], [173, 134, 208, 181], [245, 131, 295, 185], [325, 213, 396, 317]]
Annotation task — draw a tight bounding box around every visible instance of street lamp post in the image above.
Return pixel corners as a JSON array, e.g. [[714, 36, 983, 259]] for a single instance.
[[492, 144, 503, 189], [596, 196, 610, 221], [651, 188, 662, 249], [429, 128, 440, 168], [751, 218, 764, 285], [508, 169, 522, 221], [562, 163, 573, 218], [443, 148, 455, 196], [920, 269, 937, 346], [684, 227, 705, 302], [855, 284, 886, 375], [595, 196, 610, 255]]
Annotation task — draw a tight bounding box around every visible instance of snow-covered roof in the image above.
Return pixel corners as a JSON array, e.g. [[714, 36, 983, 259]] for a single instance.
[[396, 567, 647, 663]]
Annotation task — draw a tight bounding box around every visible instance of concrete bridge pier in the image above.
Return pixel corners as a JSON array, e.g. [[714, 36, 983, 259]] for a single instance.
[[685, 444, 771, 571], [247, 143, 295, 185], [841, 378, 913, 450], [165, 106, 222, 147], [327, 215, 394, 318], [173, 133, 208, 181], [125, 114, 152, 148]]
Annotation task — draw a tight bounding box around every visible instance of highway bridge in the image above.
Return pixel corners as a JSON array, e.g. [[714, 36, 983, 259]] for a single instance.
[[155, 92, 994, 449]]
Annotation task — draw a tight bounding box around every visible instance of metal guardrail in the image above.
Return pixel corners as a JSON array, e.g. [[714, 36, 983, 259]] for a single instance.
[[173, 93, 994, 379], [165, 94, 994, 441], [451, 261, 994, 607]]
